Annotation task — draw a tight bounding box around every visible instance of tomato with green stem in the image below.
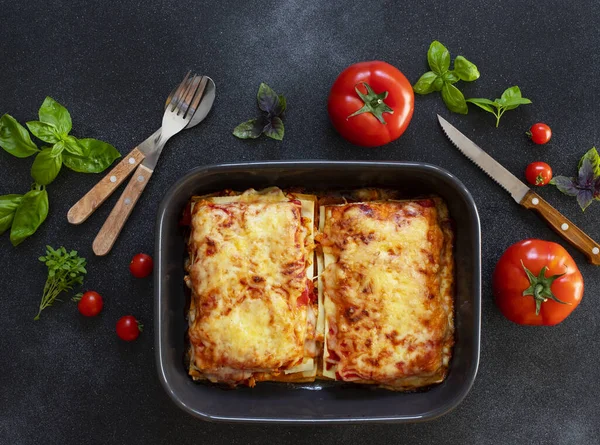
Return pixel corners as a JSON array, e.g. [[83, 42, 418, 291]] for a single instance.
[[116, 315, 143, 341], [527, 123, 552, 144], [327, 61, 414, 147], [74, 291, 103, 317], [525, 162, 552, 186], [493, 239, 583, 326]]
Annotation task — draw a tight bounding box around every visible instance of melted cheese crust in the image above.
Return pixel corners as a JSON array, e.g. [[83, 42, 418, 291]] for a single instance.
[[320, 198, 454, 390], [186, 188, 317, 386]]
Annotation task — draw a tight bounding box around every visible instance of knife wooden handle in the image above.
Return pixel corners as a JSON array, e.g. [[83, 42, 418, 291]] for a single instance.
[[92, 164, 153, 256], [67, 148, 145, 225], [521, 190, 600, 265]]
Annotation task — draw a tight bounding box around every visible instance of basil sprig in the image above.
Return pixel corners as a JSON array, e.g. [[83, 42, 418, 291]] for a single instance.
[[551, 148, 600, 211], [467, 86, 532, 127], [413, 41, 480, 114], [0, 97, 121, 185], [233, 83, 286, 141], [0, 96, 121, 246]]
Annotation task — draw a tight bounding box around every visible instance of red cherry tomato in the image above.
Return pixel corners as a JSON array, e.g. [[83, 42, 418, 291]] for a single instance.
[[129, 253, 153, 278], [493, 239, 583, 326], [527, 123, 552, 144], [327, 61, 414, 147], [77, 291, 104, 317], [116, 315, 143, 341], [525, 162, 552, 186]]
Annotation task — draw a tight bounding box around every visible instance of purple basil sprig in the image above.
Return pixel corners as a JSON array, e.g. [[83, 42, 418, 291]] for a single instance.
[[551, 148, 600, 211]]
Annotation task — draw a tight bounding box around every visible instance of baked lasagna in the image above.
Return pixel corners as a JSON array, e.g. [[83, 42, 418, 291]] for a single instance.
[[184, 187, 320, 387], [318, 197, 454, 390]]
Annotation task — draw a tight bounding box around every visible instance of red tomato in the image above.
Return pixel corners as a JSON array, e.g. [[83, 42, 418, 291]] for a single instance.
[[328, 61, 414, 147], [129, 253, 153, 278], [525, 162, 552, 186], [527, 123, 552, 144], [77, 291, 104, 317], [493, 239, 583, 326], [116, 315, 143, 341]]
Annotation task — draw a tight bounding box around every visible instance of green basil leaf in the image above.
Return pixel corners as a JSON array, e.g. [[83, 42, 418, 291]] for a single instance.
[[233, 118, 266, 139], [63, 136, 86, 156], [263, 117, 284, 140], [441, 83, 468, 114], [497, 86, 522, 106], [0, 194, 23, 235], [257, 83, 279, 114], [433, 77, 444, 91], [501, 97, 532, 111], [273, 94, 286, 116], [61, 138, 121, 173], [26, 121, 61, 143], [10, 188, 49, 246], [0, 114, 39, 158], [50, 141, 66, 157], [31, 148, 62, 185], [453, 56, 480, 82], [578, 147, 600, 177], [413, 71, 440, 95], [442, 71, 459, 84], [38, 97, 72, 135], [466, 98, 497, 113], [427, 41, 451, 75]]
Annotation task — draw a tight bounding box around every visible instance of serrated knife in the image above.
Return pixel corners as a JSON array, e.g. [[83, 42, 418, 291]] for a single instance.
[[438, 114, 600, 265]]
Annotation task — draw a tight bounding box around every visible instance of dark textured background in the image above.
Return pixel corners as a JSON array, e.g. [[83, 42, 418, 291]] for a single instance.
[[1, 0, 599, 444]]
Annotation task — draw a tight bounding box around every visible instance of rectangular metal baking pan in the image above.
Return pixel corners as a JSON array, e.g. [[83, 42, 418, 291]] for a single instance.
[[154, 160, 481, 424]]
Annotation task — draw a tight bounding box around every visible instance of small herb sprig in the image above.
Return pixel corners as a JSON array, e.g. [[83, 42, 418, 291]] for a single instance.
[[413, 41, 480, 114], [36, 246, 87, 320], [467, 86, 532, 127], [551, 147, 600, 211], [0, 97, 120, 246], [233, 83, 286, 140]]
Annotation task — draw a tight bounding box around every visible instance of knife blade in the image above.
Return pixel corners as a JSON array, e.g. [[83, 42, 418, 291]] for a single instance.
[[437, 114, 600, 265]]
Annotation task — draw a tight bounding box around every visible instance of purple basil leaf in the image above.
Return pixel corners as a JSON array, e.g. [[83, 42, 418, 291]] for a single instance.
[[232, 117, 267, 139], [257, 83, 279, 114], [551, 176, 579, 196], [577, 188, 594, 211], [262, 116, 284, 141], [578, 157, 595, 188], [594, 176, 600, 200]]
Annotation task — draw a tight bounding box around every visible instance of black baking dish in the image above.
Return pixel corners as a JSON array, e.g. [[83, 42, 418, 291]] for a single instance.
[[154, 161, 481, 423]]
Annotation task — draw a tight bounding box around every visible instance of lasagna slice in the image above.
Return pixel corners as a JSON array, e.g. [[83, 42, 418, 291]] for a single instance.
[[319, 197, 454, 390], [185, 187, 319, 387]]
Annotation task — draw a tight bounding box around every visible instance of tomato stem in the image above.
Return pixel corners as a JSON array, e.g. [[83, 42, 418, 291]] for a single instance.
[[520, 261, 569, 316], [347, 82, 394, 124]]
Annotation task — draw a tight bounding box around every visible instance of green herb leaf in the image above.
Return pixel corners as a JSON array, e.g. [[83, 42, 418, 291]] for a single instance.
[[10, 187, 49, 246], [233, 118, 265, 139], [38, 97, 72, 135], [413, 71, 440, 95], [0, 194, 23, 235], [453, 56, 480, 82], [61, 138, 121, 173], [0, 114, 39, 158], [578, 147, 600, 177], [274, 94, 287, 116], [427, 41, 451, 75], [50, 141, 66, 157], [26, 121, 61, 143], [466, 98, 497, 113], [442, 71, 459, 84], [441, 83, 468, 114], [63, 136, 86, 156], [31, 148, 62, 185], [263, 117, 285, 140], [257, 83, 280, 115], [36, 245, 87, 319]]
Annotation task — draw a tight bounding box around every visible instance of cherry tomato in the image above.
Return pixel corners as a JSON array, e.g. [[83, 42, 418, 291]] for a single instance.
[[77, 291, 104, 317], [328, 61, 414, 147], [527, 123, 552, 144], [129, 253, 153, 278], [116, 315, 143, 341], [525, 162, 552, 186], [493, 239, 583, 326]]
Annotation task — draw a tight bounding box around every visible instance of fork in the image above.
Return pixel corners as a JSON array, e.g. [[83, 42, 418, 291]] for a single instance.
[[90, 73, 206, 256]]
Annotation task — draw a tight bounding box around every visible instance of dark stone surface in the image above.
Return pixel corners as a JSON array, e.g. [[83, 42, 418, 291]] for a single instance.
[[1, 0, 599, 443]]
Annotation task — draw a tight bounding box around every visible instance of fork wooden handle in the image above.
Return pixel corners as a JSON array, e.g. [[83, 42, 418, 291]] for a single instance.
[[521, 190, 600, 265], [92, 164, 153, 256], [67, 148, 145, 224]]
